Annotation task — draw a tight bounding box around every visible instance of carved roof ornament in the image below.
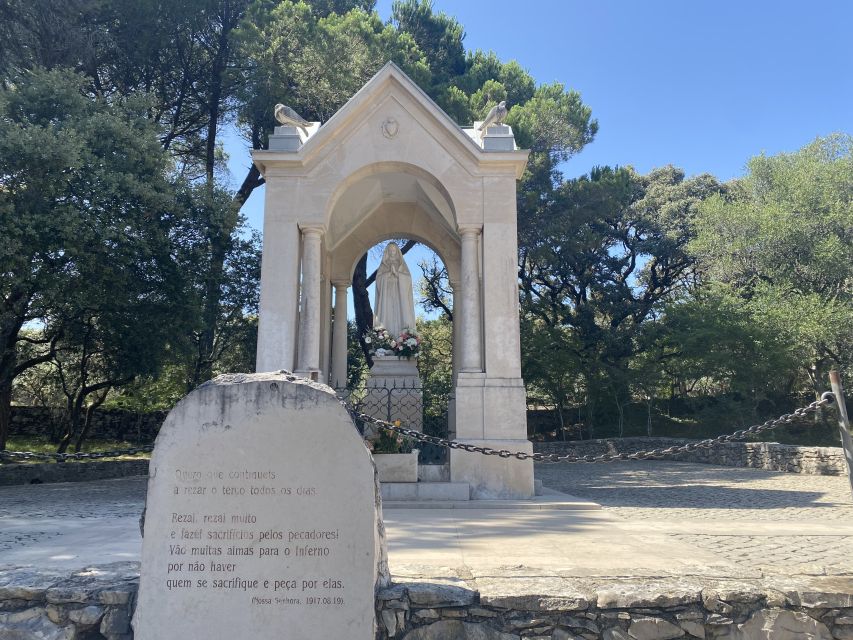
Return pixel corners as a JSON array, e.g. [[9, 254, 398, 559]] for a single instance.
[[381, 117, 399, 139], [274, 103, 311, 135], [477, 101, 508, 131]]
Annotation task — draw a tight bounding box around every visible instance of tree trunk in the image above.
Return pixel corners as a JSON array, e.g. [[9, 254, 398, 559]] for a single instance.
[[74, 388, 108, 453], [0, 312, 23, 452], [556, 402, 566, 441], [809, 359, 829, 422], [0, 383, 11, 452], [646, 398, 653, 437], [352, 253, 374, 368], [57, 394, 85, 454]]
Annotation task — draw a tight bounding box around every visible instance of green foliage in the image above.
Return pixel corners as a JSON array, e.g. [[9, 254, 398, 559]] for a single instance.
[[0, 67, 191, 448], [519, 164, 723, 429], [507, 83, 598, 159], [391, 0, 465, 84], [691, 134, 853, 393], [236, 0, 430, 138], [416, 316, 453, 403]]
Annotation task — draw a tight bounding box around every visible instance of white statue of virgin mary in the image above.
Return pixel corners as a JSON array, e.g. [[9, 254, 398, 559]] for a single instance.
[[373, 242, 417, 337]]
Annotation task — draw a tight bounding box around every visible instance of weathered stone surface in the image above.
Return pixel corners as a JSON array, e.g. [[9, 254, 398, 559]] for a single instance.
[[701, 592, 733, 614], [603, 628, 630, 640], [45, 604, 65, 624], [0, 608, 75, 640], [407, 583, 477, 607], [627, 616, 685, 640], [508, 617, 548, 630], [377, 585, 408, 602], [413, 609, 440, 620], [831, 625, 853, 640], [381, 608, 398, 636], [793, 588, 853, 609], [552, 629, 583, 640], [732, 609, 832, 639], [558, 614, 598, 633], [100, 606, 131, 635], [67, 604, 104, 626], [678, 620, 704, 638], [132, 374, 387, 640], [476, 578, 589, 611], [598, 582, 701, 609], [402, 620, 519, 639]]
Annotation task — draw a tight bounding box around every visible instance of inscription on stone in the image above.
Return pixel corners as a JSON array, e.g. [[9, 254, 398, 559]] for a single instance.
[[133, 373, 387, 639]]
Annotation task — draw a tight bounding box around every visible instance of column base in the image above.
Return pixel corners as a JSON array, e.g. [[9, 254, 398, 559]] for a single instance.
[[450, 439, 534, 499]]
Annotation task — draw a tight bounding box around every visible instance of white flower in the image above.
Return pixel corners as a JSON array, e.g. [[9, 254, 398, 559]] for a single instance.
[[364, 336, 372, 344], [390, 340, 397, 347], [406, 338, 417, 347]]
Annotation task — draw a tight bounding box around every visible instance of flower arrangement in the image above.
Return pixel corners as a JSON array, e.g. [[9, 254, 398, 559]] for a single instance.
[[365, 421, 412, 454], [364, 324, 421, 358]]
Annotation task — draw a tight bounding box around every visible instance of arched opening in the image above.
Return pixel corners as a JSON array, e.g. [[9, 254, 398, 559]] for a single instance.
[[325, 164, 461, 393], [331, 236, 455, 465]]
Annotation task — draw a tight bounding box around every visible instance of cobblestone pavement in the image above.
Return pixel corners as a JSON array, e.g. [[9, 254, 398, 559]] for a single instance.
[[0, 476, 146, 565], [536, 460, 853, 574], [3, 463, 853, 576], [535, 460, 853, 520]]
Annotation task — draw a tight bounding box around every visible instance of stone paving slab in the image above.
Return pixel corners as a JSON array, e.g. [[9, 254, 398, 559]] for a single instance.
[[1, 461, 852, 580]]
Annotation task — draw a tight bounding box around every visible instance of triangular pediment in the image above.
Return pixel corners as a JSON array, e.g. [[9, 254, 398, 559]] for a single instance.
[[253, 61, 529, 178]]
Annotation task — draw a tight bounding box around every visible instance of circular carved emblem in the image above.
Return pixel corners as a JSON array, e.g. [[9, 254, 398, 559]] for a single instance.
[[381, 117, 399, 139]]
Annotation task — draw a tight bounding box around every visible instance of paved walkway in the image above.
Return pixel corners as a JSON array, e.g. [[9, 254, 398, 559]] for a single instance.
[[1, 461, 852, 580]]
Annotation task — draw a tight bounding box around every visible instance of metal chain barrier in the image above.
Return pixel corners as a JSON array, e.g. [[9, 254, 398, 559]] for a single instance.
[[347, 392, 838, 464], [0, 445, 153, 463], [0, 392, 837, 464]]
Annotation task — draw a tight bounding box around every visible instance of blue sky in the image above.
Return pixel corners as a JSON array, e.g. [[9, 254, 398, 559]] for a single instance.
[[224, 0, 852, 315]]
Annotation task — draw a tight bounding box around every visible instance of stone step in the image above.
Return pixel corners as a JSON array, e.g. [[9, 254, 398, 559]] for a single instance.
[[417, 463, 449, 482], [384, 487, 602, 510], [381, 481, 470, 502]]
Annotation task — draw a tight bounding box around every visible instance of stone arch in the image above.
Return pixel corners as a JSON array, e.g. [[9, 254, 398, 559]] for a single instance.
[[324, 161, 460, 253], [329, 202, 461, 286]]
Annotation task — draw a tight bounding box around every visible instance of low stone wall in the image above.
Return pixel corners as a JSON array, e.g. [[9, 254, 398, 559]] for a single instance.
[[3, 564, 853, 639], [0, 563, 138, 640], [376, 575, 853, 639], [0, 460, 149, 486], [9, 406, 165, 443], [534, 437, 847, 475]]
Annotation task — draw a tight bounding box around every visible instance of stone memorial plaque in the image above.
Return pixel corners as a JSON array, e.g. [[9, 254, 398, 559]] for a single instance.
[[133, 372, 388, 639]]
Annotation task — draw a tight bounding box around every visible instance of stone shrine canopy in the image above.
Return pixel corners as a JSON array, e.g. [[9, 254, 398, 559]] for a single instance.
[[252, 61, 534, 498]]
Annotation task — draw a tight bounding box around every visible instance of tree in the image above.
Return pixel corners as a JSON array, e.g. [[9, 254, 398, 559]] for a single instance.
[[518, 165, 722, 428], [691, 134, 853, 400], [391, 0, 465, 86], [0, 68, 186, 449]]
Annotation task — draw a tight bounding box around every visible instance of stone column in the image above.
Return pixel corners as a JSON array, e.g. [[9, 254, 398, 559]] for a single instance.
[[297, 226, 323, 377], [459, 226, 483, 373], [331, 282, 349, 389], [450, 279, 460, 381]]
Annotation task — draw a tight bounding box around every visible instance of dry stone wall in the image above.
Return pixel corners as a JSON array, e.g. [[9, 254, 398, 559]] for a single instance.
[[534, 437, 847, 476], [0, 460, 149, 486], [4, 564, 853, 639], [9, 406, 165, 443]]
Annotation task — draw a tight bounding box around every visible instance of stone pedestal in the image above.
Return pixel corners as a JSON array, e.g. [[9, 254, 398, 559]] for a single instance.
[[481, 124, 516, 151], [365, 356, 423, 432], [451, 374, 534, 499]]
